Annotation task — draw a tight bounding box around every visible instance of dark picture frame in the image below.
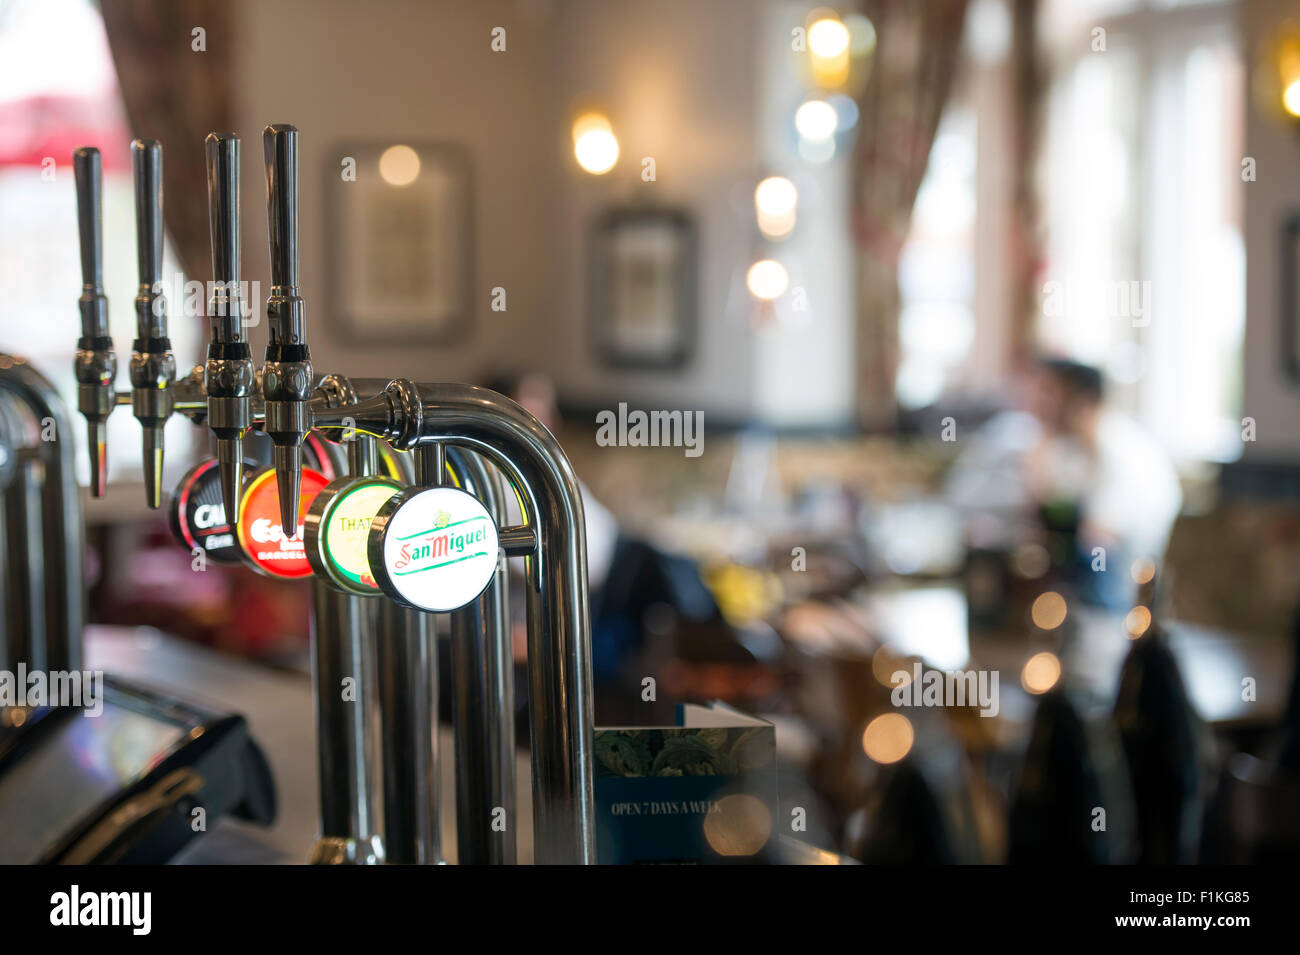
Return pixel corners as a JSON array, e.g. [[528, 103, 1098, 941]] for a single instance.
[[324, 141, 474, 344], [589, 207, 696, 369], [1280, 210, 1300, 385]]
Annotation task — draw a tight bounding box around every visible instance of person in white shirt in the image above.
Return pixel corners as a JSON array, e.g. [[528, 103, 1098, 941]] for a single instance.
[[948, 359, 1182, 606]]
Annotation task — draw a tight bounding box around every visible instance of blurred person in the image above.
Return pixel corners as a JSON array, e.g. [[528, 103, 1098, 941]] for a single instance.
[[484, 371, 619, 596], [478, 372, 719, 712], [947, 358, 1182, 607]]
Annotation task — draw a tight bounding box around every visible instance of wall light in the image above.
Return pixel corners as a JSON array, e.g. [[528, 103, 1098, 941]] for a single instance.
[[795, 98, 838, 143], [1256, 21, 1300, 125], [378, 144, 420, 186], [746, 259, 789, 301], [808, 14, 850, 87], [572, 112, 619, 175], [809, 17, 849, 58], [754, 176, 798, 239]]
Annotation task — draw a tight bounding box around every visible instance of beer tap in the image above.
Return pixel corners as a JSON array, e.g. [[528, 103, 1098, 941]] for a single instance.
[[203, 133, 255, 522], [128, 140, 177, 509], [261, 124, 313, 534], [66, 125, 597, 864], [72, 147, 115, 497]]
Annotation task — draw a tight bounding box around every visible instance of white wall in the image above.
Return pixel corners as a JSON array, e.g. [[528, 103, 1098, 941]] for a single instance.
[[751, 1, 856, 428], [233, 0, 562, 385], [230, 0, 852, 425], [544, 0, 761, 419]]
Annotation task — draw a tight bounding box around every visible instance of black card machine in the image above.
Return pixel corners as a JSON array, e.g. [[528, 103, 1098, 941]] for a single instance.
[[0, 677, 275, 864]]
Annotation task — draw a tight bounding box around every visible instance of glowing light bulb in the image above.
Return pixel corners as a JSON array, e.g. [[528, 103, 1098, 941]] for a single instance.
[[1030, 591, 1068, 630], [795, 99, 838, 142], [1021, 651, 1062, 694], [573, 113, 619, 175], [1125, 605, 1152, 639], [809, 18, 850, 58], [1130, 556, 1156, 585], [746, 259, 789, 301], [1285, 79, 1300, 118], [378, 145, 420, 186], [754, 176, 798, 239], [862, 713, 914, 764]]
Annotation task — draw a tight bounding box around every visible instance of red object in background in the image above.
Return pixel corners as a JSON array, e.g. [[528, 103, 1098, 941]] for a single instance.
[[0, 94, 130, 169]]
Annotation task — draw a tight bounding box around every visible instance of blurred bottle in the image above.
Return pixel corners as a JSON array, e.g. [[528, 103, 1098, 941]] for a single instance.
[[1008, 687, 1132, 863], [1111, 575, 1205, 863]]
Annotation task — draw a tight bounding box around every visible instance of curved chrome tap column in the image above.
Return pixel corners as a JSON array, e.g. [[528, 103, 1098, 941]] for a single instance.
[[0, 356, 85, 672], [324, 379, 596, 864], [314, 381, 514, 865], [445, 446, 516, 865]]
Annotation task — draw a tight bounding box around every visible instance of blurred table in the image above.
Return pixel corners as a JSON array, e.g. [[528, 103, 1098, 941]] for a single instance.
[[85, 625, 534, 864], [779, 581, 1290, 731]]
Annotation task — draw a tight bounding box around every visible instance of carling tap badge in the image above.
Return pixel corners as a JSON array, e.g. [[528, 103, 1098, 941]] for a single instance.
[[369, 485, 500, 612]]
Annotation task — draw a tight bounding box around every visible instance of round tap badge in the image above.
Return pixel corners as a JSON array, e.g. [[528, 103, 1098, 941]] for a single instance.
[[305, 476, 401, 595], [169, 458, 250, 564], [236, 466, 329, 578], [369, 485, 500, 612]]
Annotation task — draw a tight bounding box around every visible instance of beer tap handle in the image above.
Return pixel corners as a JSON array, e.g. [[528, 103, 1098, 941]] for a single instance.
[[129, 139, 176, 509], [72, 146, 116, 497], [204, 133, 255, 522], [262, 124, 312, 535]]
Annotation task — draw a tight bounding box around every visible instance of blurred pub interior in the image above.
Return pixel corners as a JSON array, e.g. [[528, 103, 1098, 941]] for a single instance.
[[0, 0, 1298, 865]]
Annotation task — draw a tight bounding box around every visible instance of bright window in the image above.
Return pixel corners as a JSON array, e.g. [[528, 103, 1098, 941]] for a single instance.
[[0, 0, 199, 488], [1038, 0, 1244, 462]]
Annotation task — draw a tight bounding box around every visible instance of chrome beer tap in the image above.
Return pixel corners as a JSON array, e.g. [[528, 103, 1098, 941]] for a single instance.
[[203, 133, 256, 521], [326, 379, 597, 864], [68, 125, 596, 865], [261, 124, 313, 533], [72, 147, 115, 497], [128, 139, 177, 509]]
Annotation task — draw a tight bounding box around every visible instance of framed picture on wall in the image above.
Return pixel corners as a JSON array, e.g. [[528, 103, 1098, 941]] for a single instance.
[[589, 208, 696, 369], [326, 142, 474, 343], [1282, 211, 1300, 384]]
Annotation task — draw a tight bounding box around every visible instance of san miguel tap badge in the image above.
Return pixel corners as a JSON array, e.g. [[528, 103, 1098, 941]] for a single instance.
[[368, 485, 500, 612]]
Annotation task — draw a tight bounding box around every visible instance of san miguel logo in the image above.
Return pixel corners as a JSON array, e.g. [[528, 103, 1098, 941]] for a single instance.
[[391, 509, 491, 575], [372, 486, 500, 612]]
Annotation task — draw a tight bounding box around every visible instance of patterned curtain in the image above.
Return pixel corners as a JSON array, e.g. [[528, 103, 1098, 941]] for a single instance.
[[98, 0, 235, 279], [850, 0, 969, 428], [1008, 0, 1045, 371]]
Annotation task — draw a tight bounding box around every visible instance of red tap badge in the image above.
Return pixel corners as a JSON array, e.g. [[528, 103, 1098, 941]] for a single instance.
[[236, 466, 329, 578]]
